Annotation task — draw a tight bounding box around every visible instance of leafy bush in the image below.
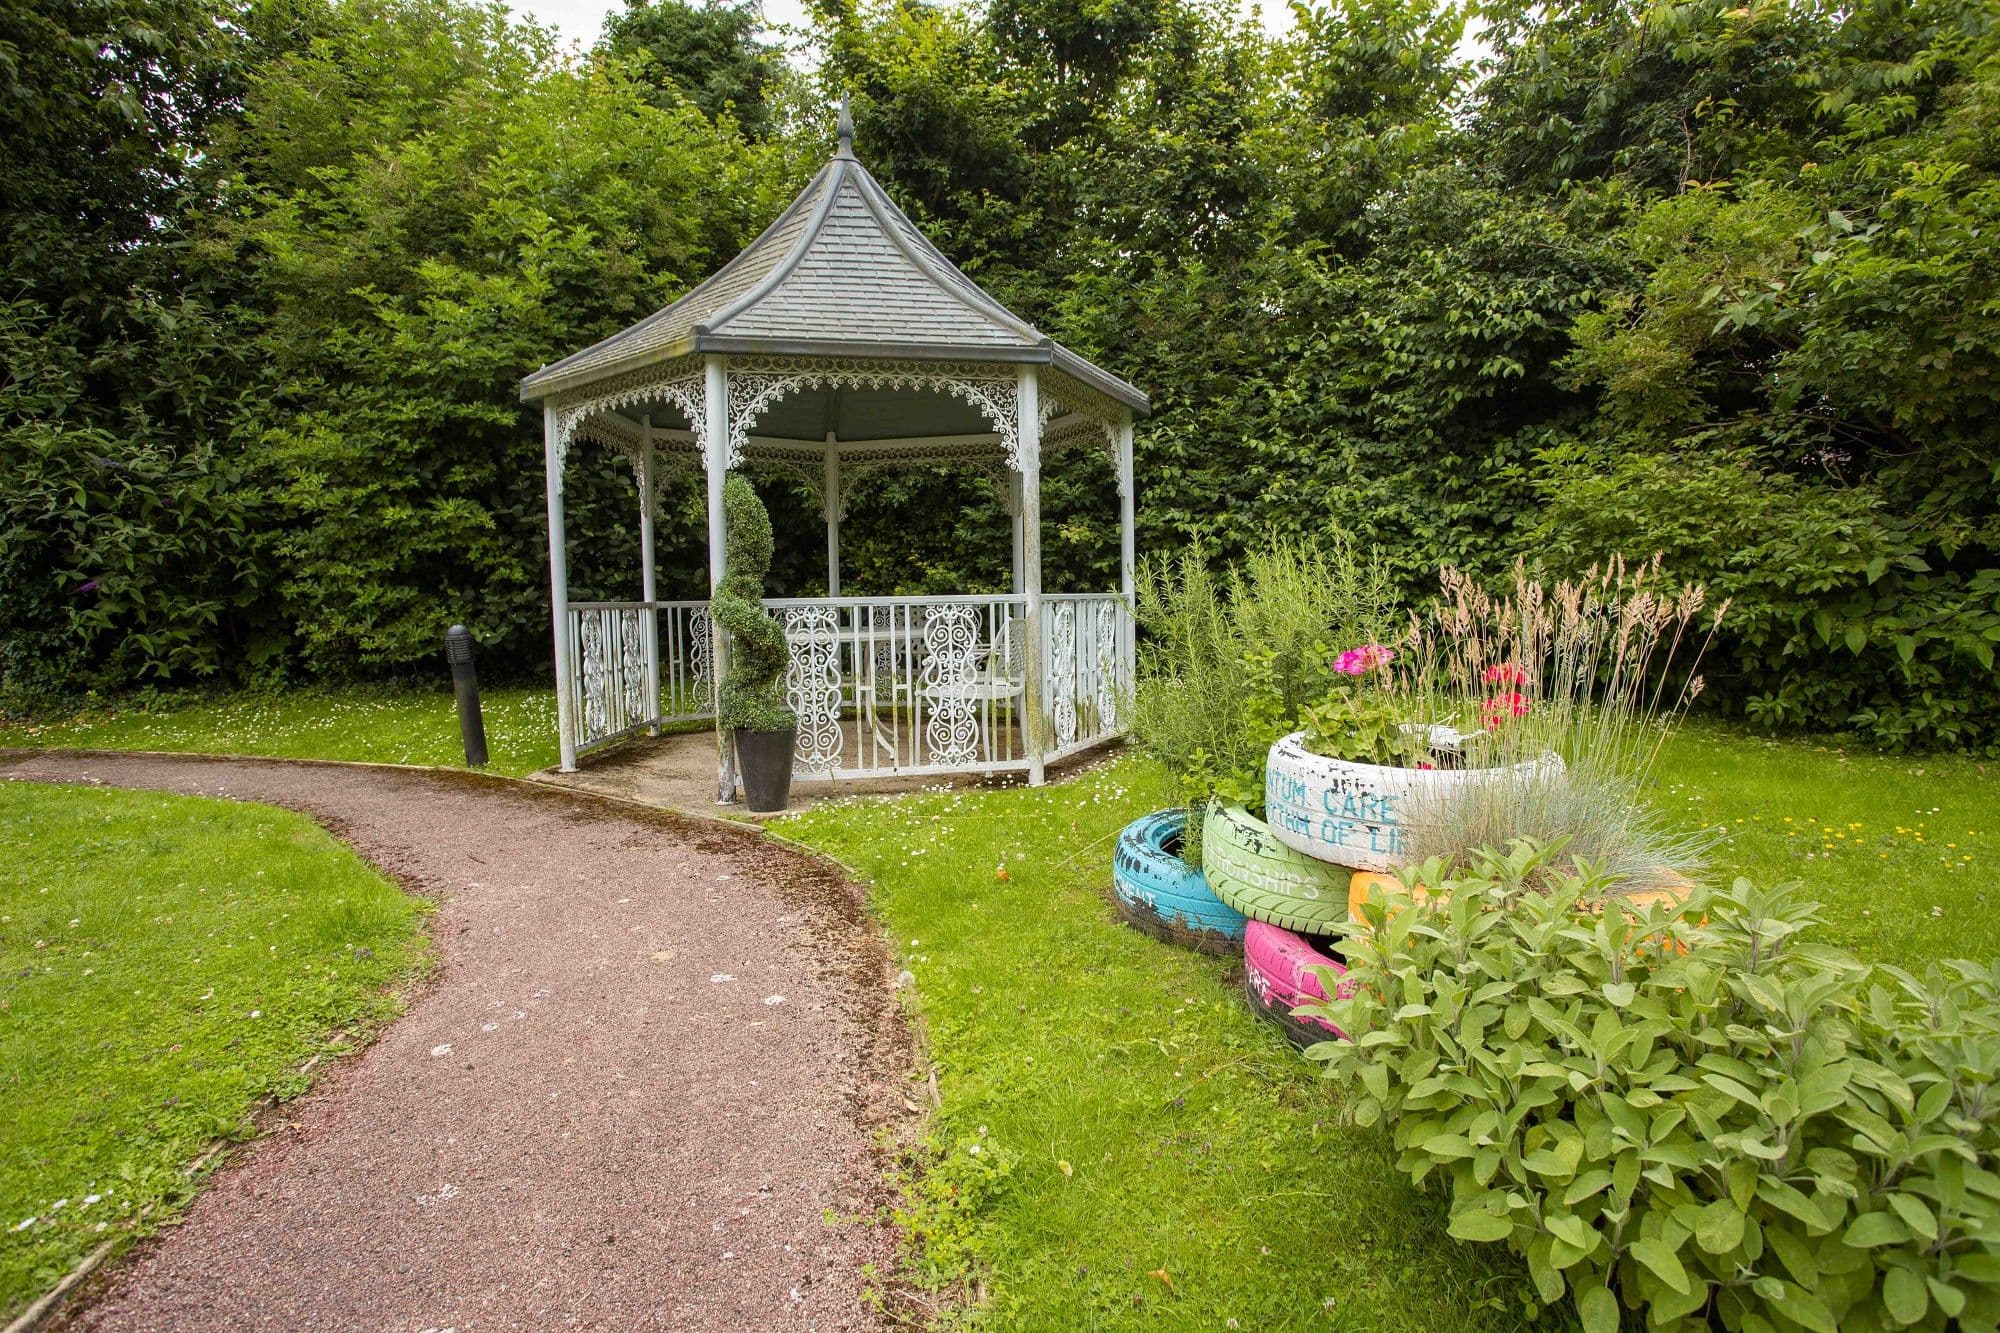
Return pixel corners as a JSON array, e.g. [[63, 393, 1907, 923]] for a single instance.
[[711, 473, 793, 733], [1129, 538, 1397, 860], [1306, 847, 2000, 1333], [0, 358, 277, 699], [1531, 444, 2000, 753]]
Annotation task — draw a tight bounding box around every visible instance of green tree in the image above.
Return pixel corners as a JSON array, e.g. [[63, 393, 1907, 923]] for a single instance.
[[1523, 0, 2000, 747], [0, 0, 288, 697], [598, 0, 786, 139], [218, 0, 792, 674]]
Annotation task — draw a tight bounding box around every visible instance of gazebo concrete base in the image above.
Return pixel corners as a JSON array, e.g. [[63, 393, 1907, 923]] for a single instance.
[[529, 727, 1121, 821]]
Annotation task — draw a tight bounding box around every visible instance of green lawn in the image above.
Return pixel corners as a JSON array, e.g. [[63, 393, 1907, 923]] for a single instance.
[[0, 782, 429, 1317], [779, 728, 2000, 1328], [782, 763, 1541, 1332], [1658, 723, 2000, 968], [0, 685, 561, 777], [6, 687, 1996, 1326]]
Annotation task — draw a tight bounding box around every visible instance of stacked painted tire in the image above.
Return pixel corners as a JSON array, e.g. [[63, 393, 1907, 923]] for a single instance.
[[1110, 809, 1246, 955], [1242, 920, 1352, 1048], [1264, 730, 1561, 871], [1199, 801, 1367, 1045], [1200, 802, 1349, 935]]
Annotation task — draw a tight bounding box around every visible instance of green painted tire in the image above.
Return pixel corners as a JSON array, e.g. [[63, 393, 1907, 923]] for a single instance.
[[1201, 802, 1350, 934]]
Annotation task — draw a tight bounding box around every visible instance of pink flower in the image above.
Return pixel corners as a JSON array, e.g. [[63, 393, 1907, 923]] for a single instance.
[[1482, 663, 1526, 685], [1336, 644, 1396, 675]]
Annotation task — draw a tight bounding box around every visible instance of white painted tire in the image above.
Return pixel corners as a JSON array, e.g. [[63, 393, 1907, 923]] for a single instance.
[[1264, 731, 1563, 872]]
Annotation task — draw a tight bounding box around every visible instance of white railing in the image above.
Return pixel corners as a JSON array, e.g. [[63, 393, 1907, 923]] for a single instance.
[[567, 602, 653, 751], [567, 593, 1133, 775], [770, 595, 1030, 779], [568, 599, 712, 752], [654, 599, 715, 722], [1042, 593, 1133, 762]]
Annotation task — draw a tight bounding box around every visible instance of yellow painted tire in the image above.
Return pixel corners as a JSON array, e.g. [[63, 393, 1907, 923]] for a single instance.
[[1346, 870, 1412, 921]]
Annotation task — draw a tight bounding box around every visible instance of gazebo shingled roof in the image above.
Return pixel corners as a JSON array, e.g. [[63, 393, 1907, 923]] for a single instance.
[[520, 115, 1147, 416]]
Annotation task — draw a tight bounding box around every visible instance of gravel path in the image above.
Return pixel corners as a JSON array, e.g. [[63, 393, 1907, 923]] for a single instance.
[[2, 751, 908, 1332]]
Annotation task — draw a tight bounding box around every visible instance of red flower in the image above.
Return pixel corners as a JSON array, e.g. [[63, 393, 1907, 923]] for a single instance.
[[1479, 691, 1530, 730], [1482, 663, 1527, 686]]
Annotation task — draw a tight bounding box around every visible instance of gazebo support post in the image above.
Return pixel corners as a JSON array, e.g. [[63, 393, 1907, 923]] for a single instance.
[[639, 416, 660, 735], [1018, 366, 1045, 787], [1117, 414, 1135, 602], [823, 434, 841, 595], [1117, 413, 1136, 683], [704, 355, 736, 804], [1010, 471, 1025, 594], [543, 405, 578, 773]]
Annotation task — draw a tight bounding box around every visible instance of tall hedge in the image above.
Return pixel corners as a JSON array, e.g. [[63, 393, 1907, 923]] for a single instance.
[[4, 0, 1996, 750]]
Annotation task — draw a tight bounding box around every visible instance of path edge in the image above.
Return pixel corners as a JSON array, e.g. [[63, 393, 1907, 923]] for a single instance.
[[0, 746, 928, 1330]]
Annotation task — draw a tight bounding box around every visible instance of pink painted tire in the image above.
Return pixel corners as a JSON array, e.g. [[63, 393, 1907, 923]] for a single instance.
[[1242, 920, 1353, 1048]]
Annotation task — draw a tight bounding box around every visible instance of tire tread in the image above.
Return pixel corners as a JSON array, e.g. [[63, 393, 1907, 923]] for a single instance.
[[1201, 803, 1349, 933]]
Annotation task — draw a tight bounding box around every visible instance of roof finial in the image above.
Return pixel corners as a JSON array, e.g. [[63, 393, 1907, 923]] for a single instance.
[[836, 92, 854, 159]]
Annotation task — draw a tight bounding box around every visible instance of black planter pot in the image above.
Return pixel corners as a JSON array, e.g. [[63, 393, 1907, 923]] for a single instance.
[[733, 727, 796, 812]]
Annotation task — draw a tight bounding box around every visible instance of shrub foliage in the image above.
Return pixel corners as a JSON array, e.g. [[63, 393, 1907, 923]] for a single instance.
[[710, 473, 792, 733], [1309, 846, 2000, 1332], [4, 0, 1997, 751], [1129, 538, 1396, 860]]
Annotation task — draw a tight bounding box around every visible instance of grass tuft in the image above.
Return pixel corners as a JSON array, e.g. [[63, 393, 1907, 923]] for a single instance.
[[1657, 724, 2000, 967]]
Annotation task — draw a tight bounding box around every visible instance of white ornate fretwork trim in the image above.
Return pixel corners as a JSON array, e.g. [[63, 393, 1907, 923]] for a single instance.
[[724, 357, 1023, 472], [544, 354, 1132, 496], [546, 354, 705, 487], [1042, 413, 1124, 495], [784, 606, 843, 775]]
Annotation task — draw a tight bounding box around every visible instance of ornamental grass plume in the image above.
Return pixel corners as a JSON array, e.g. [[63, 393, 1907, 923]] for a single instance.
[[1397, 556, 1731, 893]]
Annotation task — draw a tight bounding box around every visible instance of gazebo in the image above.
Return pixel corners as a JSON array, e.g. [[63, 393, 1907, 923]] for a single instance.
[[520, 103, 1147, 799]]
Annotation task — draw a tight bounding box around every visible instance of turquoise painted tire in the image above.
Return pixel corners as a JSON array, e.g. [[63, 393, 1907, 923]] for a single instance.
[[1111, 809, 1247, 955], [1201, 802, 1350, 934]]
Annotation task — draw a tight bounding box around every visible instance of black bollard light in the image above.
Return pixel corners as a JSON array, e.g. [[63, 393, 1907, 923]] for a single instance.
[[444, 625, 489, 767]]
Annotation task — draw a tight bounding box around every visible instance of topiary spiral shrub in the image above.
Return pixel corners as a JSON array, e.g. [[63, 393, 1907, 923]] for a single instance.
[[1304, 844, 2000, 1333], [710, 473, 793, 732]]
